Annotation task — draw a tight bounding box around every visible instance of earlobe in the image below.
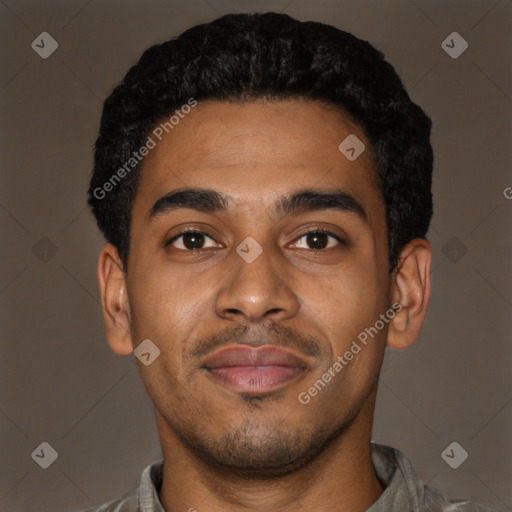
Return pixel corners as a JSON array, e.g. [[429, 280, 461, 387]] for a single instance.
[[387, 239, 432, 350], [97, 243, 134, 355]]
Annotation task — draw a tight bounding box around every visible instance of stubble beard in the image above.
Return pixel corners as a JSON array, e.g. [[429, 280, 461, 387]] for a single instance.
[[162, 400, 360, 481]]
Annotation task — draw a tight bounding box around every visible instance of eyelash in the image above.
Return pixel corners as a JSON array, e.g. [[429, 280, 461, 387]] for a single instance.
[[166, 227, 346, 252]]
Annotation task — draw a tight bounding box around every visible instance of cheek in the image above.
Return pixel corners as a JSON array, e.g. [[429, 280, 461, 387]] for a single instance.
[[299, 279, 387, 423], [127, 265, 215, 391], [306, 258, 384, 338], [129, 264, 205, 336], [300, 253, 388, 388]]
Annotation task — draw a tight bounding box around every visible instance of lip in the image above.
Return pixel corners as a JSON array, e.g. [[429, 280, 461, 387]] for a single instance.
[[201, 345, 309, 393]]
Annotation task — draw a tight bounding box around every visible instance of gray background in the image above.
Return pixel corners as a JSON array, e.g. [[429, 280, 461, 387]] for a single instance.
[[0, 0, 510, 511]]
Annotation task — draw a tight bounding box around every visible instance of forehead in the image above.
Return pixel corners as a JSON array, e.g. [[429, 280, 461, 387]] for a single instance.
[[132, 99, 382, 222]]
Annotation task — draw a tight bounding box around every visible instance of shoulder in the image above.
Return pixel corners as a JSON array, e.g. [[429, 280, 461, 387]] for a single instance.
[[78, 488, 138, 512], [76, 459, 164, 512], [371, 443, 501, 512], [422, 486, 501, 512]]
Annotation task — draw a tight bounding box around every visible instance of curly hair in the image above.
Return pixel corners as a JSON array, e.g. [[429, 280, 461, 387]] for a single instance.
[[88, 11, 433, 272]]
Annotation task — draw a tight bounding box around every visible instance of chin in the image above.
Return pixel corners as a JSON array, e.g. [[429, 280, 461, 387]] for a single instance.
[[173, 415, 353, 480]]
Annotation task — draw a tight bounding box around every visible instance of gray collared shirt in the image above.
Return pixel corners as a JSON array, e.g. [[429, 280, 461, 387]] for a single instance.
[[81, 443, 500, 512]]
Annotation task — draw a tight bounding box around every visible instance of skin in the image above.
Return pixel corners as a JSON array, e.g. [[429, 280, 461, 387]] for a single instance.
[[97, 98, 432, 512]]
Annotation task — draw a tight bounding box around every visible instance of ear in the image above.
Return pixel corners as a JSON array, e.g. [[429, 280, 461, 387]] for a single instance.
[[97, 243, 134, 355], [387, 239, 432, 350]]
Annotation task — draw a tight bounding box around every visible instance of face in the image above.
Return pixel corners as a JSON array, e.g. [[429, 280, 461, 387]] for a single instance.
[[121, 99, 393, 476]]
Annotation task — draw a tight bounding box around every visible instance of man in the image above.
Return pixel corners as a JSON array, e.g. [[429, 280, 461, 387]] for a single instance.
[[85, 11, 498, 512]]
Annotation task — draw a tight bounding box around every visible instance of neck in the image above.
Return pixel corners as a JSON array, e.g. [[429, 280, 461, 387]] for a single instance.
[[157, 391, 384, 512]]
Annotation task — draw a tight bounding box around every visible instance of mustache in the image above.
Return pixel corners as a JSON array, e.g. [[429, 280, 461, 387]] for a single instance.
[[187, 320, 323, 360]]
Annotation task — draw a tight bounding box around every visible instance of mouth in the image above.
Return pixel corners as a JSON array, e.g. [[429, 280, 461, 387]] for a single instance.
[[201, 345, 309, 393]]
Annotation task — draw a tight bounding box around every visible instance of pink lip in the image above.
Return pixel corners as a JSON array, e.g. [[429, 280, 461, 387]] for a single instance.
[[202, 345, 309, 393]]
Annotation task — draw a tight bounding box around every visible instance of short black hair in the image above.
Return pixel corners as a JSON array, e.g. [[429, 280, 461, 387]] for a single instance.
[[88, 11, 433, 273]]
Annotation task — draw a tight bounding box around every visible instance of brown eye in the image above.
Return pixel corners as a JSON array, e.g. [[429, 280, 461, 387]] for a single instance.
[[290, 229, 345, 250], [167, 230, 221, 251]]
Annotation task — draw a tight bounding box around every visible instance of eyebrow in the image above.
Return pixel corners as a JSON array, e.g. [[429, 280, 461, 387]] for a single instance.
[[149, 187, 368, 224]]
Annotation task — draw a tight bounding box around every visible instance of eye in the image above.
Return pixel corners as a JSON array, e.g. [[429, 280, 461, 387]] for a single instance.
[[290, 229, 345, 250], [166, 228, 345, 252], [166, 230, 221, 251]]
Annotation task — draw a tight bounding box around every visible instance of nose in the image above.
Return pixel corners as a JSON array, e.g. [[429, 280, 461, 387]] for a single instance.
[[214, 240, 300, 325]]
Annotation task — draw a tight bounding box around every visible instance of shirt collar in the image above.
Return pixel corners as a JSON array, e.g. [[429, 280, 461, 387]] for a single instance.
[[139, 458, 165, 511]]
